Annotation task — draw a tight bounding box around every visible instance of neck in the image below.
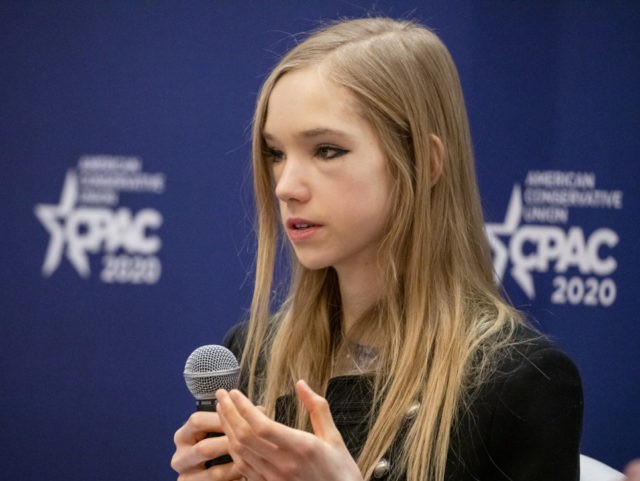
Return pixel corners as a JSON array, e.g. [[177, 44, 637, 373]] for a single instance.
[[335, 262, 383, 343]]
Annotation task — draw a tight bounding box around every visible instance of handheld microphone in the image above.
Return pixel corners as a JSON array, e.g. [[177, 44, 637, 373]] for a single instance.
[[183, 344, 240, 467]]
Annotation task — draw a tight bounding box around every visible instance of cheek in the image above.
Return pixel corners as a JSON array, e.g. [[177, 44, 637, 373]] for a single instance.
[[359, 168, 393, 208], [342, 178, 393, 224]]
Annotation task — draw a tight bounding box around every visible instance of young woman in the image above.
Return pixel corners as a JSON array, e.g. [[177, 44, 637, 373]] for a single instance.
[[172, 17, 583, 481]]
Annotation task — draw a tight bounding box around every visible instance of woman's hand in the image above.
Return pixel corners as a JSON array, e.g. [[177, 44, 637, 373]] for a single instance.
[[171, 410, 243, 481], [625, 459, 640, 481], [215, 380, 363, 481]]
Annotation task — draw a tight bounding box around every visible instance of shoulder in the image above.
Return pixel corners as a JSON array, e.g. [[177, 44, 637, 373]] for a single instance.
[[491, 328, 583, 407], [448, 327, 583, 479], [480, 327, 584, 479]]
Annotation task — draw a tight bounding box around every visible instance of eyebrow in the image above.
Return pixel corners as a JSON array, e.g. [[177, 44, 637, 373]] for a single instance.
[[262, 127, 352, 142]]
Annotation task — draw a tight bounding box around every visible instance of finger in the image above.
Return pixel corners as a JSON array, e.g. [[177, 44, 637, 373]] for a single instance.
[[626, 459, 640, 476], [227, 390, 273, 427], [174, 411, 222, 446], [217, 390, 267, 441], [171, 435, 228, 473], [182, 462, 242, 481], [216, 390, 277, 478], [225, 389, 301, 450], [226, 388, 328, 472], [205, 461, 243, 481], [213, 428, 269, 481], [296, 379, 343, 444], [174, 461, 241, 481], [219, 391, 309, 481]]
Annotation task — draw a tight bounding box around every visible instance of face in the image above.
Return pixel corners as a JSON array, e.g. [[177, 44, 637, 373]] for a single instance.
[[262, 67, 393, 277]]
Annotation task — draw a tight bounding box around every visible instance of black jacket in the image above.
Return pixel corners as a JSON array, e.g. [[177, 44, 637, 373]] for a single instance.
[[224, 324, 583, 480]]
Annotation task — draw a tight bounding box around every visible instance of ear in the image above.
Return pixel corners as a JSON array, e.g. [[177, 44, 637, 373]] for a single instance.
[[429, 134, 445, 186]]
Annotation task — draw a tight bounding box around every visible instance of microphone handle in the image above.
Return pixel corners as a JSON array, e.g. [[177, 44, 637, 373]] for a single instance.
[[197, 399, 233, 467]]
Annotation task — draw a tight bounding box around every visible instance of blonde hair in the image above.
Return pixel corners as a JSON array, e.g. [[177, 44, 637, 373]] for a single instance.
[[242, 17, 525, 481]]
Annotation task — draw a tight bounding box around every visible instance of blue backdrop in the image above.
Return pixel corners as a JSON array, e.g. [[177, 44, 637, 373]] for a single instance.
[[2, 2, 638, 479]]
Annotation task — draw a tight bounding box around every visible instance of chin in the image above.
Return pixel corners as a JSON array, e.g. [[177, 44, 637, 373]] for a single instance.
[[294, 254, 333, 271], [298, 261, 332, 271]]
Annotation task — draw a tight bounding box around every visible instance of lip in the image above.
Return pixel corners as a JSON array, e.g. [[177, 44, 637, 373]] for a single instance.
[[286, 217, 323, 242]]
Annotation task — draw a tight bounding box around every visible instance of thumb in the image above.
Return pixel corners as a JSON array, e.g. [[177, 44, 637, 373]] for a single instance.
[[295, 379, 343, 444]]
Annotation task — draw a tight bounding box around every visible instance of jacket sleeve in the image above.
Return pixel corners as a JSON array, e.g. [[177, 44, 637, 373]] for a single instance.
[[487, 346, 583, 480]]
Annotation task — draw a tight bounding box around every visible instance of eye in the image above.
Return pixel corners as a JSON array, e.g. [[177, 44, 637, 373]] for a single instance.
[[316, 145, 348, 160], [264, 146, 285, 163]]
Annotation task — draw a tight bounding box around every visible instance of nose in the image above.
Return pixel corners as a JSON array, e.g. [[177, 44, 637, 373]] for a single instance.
[[274, 158, 310, 203]]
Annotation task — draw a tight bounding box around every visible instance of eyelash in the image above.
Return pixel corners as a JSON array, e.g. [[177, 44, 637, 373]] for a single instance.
[[264, 145, 349, 163], [316, 145, 348, 160], [264, 147, 285, 163]]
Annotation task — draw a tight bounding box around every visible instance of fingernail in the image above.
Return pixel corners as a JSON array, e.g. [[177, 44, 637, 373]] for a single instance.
[[215, 389, 228, 401]]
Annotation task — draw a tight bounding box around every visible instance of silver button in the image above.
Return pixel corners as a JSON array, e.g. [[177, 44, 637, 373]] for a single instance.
[[373, 458, 390, 478], [405, 401, 420, 419]]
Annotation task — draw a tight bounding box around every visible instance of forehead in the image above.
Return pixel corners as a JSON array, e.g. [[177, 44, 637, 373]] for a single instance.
[[263, 67, 364, 138]]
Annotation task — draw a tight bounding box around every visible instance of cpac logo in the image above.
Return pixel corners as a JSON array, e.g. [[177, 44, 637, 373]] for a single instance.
[[34, 170, 163, 278], [485, 185, 618, 299]]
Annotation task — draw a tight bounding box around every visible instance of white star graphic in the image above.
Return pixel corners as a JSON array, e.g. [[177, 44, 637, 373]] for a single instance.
[[485, 184, 523, 287], [33, 170, 87, 277]]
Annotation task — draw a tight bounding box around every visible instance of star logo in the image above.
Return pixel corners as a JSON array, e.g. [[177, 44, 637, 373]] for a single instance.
[[485, 184, 536, 299], [34, 156, 166, 284], [34, 170, 90, 277]]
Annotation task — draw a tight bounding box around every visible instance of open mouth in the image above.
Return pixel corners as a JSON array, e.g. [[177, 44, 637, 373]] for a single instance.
[[286, 219, 320, 241], [287, 218, 319, 230]]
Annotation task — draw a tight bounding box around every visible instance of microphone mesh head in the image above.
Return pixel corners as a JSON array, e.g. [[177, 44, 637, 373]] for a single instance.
[[183, 345, 240, 400]]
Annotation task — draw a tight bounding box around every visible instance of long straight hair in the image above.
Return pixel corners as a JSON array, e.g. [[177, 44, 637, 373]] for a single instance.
[[242, 18, 524, 481]]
